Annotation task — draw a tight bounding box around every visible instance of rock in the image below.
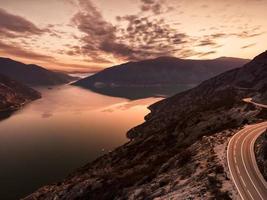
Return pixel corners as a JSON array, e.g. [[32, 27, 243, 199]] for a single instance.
[[0, 74, 40, 112]]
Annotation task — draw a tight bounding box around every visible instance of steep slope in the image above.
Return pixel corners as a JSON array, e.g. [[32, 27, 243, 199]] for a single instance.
[[0, 57, 76, 86], [129, 51, 267, 143], [0, 74, 41, 112], [255, 131, 267, 181], [25, 52, 267, 200]]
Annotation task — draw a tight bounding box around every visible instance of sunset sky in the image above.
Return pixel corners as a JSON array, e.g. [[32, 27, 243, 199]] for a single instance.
[[0, 0, 266, 73]]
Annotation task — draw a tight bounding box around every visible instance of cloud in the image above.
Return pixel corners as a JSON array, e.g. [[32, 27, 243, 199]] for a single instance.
[[71, 0, 193, 61], [207, 27, 264, 41], [241, 43, 256, 49], [198, 51, 217, 57], [197, 38, 217, 46], [68, 0, 265, 64], [71, 0, 128, 60], [233, 31, 265, 38], [54, 62, 104, 73], [0, 8, 44, 37], [0, 40, 55, 61], [140, 0, 174, 15], [116, 15, 190, 59]]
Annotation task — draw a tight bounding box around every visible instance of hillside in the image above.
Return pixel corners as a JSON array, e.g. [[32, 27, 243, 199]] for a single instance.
[[24, 51, 267, 200], [255, 131, 267, 181], [0, 74, 41, 113], [0, 57, 76, 86], [73, 56, 249, 99]]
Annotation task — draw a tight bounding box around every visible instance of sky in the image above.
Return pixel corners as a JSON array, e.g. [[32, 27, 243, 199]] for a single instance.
[[0, 0, 266, 73]]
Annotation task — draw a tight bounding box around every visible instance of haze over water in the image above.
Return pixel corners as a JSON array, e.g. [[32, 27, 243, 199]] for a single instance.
[[0, 85, 161, 199]]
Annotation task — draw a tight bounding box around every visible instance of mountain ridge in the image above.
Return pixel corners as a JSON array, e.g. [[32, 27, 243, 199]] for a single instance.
[[0, 57, 77, 86], [74, 56, 249, 86], [73, 56, 249, 99]]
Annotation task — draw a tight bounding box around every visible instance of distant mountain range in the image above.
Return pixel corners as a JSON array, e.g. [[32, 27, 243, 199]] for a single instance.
[[0, 74, 40, 113], [73, 56, 249, 99], [0, 57, 77, 86], [26, 52, 267, 199]]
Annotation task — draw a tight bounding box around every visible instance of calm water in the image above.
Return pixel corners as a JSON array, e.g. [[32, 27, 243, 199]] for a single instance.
[[0, 85, 162, 199]]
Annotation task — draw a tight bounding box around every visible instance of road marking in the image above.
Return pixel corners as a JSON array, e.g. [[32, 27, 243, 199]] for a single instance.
[[236, 166, 241, 175], [241, 126, 265, 200], [249, 128, 267, 190], [247, 189, 254, 200], [240, 175, 247, 187], [227, 122, 267, 200], [227, 129, 248, 200]]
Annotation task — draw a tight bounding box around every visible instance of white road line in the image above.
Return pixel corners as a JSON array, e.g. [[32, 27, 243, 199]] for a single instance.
[[227, 123, 267, 200], [240, 176, 247, 187], [227, 130, 247, 200], [241, 126, 265, 200], [236, 166, 241, 175], [247, 189, 254, 200], [229, 99, 267, 199], [249, 128, 267, 189]]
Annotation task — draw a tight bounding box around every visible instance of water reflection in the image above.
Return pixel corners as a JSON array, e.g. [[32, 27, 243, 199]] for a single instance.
[[0, 85, 162, 200], [82, 84, 195, 100]]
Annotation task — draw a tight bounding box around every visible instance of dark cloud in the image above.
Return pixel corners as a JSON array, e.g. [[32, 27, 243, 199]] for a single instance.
[[116, 15, 190, 59], [208, 28, 264, 40], [210, 33, 228, 39], [233, 30, 265, 38], [197, 38, 217, 46], [72, 0, 192, 61], [0, 8, 44, 37], [241, 43, 256, 49], [178, 49, 202, 58], [198, 51, 217, 57], [71, 0, 130, 61], [140, 0, 172, 15], [70, 0, 264, 63], [0, 40, 55, 61], [141, 0, 155, 4]]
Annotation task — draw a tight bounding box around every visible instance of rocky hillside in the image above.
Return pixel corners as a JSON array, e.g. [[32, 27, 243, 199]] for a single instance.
[[255, 130, 267, 181], [0, 74, 41, 112], [128, 51, 267, 143], [24, 51, 267, 200], [0, 57, 77, 86]]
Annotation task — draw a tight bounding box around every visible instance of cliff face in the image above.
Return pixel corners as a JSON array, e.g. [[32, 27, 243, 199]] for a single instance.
[[25, 51, 267, 200], [255, 131, 267, 181], [0, 74, 41, 111], [0, 57, 77, 86]]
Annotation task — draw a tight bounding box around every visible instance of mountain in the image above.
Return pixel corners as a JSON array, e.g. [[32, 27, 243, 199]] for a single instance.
[[73, 56, 249, 99], [24, 52, 267, 200], [0, 74, 40, 113], [0, 57, 76, 86]]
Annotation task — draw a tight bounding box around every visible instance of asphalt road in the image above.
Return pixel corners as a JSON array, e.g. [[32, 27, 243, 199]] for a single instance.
[[227, 122, 267, 200]]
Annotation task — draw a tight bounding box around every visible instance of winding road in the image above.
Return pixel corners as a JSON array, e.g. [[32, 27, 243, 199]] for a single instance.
[[227, 99, 267, 200]]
